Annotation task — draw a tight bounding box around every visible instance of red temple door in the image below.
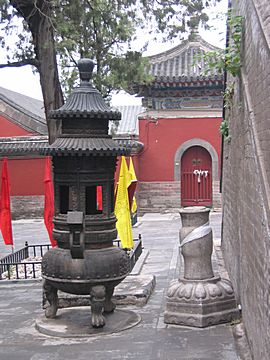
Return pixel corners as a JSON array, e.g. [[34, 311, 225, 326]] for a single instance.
[[181, 146, 212, 207]]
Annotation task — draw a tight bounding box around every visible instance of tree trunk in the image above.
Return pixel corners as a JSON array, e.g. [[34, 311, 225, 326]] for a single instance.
[[10, 0, 64, 144]]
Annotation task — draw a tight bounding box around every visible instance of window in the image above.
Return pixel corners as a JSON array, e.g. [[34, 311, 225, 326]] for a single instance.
[[59, 185, 69, 214], [85, 185, 103, 215]]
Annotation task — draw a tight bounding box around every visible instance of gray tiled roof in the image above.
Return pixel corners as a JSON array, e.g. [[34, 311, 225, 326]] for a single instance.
[[50, 84, 121, 120], [0, 136, 49, 156], [47, 137, 129, 156], [148, 34, 222, 79], [111, 105, 143, 136], [0, 86, 46, 123], [0, 86, 141, 137]]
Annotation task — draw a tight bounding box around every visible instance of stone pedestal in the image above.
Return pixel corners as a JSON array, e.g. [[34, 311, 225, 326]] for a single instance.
[[164, 207, 239, 327]]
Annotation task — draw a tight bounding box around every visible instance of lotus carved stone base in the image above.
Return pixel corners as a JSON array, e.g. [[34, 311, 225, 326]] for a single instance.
[[164, 276, 239, 328]]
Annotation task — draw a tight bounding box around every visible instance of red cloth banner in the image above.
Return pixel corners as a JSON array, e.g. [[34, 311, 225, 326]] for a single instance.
[[0, 158, 13, 245], [97, 185, 103, 211], [44, 157, 57, 247]]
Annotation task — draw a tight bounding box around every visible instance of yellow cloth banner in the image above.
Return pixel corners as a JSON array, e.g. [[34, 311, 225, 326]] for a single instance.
[[114, 156, 134, 249], [129, 157, 137, 213]]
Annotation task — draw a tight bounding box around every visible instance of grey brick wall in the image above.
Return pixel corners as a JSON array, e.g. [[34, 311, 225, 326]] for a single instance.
[[212, 180, 222, 208], [222, 1, 270, 358], [138, 181, 181, 214], [138, 180, 221, 214]]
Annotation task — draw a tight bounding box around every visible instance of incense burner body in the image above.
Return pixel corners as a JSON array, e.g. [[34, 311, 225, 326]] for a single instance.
[[42, 247, 129, 295], [41, 59, 130, 328]]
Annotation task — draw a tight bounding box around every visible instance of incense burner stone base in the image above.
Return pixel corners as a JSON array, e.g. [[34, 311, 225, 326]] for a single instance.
[[36, 307, 141, 338]]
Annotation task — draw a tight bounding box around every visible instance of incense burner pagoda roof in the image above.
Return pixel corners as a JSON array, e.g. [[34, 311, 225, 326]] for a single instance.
[[50, 59, 121, 121], [50, 84, 121, 120], [0, 135, 142, 156], [47, 136, 129, 156]]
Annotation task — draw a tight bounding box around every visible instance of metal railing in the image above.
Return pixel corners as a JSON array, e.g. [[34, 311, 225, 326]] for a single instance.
[[1, 261, 42, 280], [0, 236, 142, 280], [0, 242, 52, 280], [129, 234, 142, 270]]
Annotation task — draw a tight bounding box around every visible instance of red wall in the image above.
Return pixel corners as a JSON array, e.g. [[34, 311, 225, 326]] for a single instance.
[[138, 117, 222, 181], [0, 158, 46, 195], [0, 115, 33, 137]]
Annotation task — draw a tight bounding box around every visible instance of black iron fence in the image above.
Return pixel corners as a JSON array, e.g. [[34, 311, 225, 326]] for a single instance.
[[0, 236, 142, 280], [0, 242, 52, 280]]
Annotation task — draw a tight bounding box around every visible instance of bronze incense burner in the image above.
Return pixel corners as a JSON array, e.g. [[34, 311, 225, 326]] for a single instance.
[[42, 59, 130, 328]]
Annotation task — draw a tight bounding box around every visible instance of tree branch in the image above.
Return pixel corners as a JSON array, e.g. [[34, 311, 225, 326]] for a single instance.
[[0, 58, 39, 69]]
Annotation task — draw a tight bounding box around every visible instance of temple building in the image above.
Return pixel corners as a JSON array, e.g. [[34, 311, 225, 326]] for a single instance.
[[0, 33, 223, 217], [132, 33, 224, 212]]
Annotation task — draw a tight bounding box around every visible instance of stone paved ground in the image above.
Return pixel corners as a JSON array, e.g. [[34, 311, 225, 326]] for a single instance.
[[0, 211, 240, 360]]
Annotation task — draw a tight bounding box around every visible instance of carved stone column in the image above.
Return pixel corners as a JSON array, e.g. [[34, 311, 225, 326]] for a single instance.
[[164, 207, 239, 327]]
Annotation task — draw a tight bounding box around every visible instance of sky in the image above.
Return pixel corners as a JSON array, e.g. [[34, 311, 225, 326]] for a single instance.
[[0, 0, 228, 106]]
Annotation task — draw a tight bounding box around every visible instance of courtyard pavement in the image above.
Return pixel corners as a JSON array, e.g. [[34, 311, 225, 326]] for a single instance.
[[0, 211, 240, 360]]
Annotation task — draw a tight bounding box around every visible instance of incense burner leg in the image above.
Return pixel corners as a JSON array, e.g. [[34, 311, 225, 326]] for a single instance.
[[43, 280, 58, 318], [104, 285, 116, 313], [90, 285, 106, 328]]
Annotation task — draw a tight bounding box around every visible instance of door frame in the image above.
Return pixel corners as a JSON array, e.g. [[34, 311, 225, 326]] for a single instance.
[[174, 139, 219, 182], [181, 146, 212, 206], [174, 139, 219, 206]]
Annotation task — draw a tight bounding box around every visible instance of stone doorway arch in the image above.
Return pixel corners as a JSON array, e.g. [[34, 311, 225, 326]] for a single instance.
[[174, 139, 220, 207]]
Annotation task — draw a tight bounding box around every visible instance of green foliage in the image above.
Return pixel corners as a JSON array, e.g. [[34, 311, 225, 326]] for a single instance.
[[220, 81, 236, 139], [223, 82, 234, 109], [53, 0, 152, 98], [0, 1, 34, 62], [195, 11, 243, 138], [226, 12, 242, 77], [196, 11, 242, 77], [220, 119, 229, 138], [140, 0, 218, 40], [1, 0, 222, 99]]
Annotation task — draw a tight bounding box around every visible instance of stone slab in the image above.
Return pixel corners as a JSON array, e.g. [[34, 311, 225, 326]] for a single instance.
[[113, 274, 156, 305], [36, 307, 141, 338], [58, 274, 156, 308]]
